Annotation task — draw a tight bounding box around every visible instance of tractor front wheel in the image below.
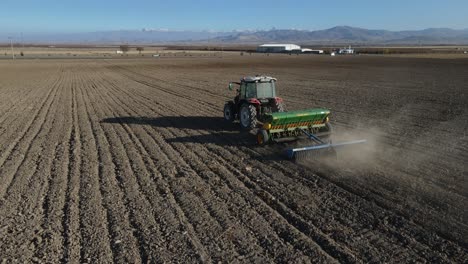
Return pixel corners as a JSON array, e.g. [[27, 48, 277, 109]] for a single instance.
[[223, 103, 235, 122], [239, 104, 257, 129], [256, 129, 269, 145]]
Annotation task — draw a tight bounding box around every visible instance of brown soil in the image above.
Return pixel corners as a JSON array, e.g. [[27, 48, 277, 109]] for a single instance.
[[0, 54, 466, 263]]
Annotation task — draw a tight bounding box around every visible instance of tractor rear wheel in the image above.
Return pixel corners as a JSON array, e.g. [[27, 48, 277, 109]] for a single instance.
[[223, 103, 235, 122], [274, 101, 286, 112], [239, 104, 257, 129], [256, 129, 269, 145]]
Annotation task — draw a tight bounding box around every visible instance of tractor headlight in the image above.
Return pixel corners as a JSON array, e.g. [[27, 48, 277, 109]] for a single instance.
[[263, 123, 272, 130]]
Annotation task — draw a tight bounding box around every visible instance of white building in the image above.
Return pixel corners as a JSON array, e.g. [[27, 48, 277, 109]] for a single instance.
[[302, 49, 324, 54], [339, 46, 354, 54], [257, 44, 301, 53]]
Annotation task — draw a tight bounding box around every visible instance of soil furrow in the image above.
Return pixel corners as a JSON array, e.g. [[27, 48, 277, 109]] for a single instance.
[[61, 83, 82, 263], [65, 66, 142, 263], [74, 75, 114, 263], [81, 67, 170, 263], [35, 71, 74, 263], [0, 64, 65, 262], [0, 73, 62, 200], [89, 65, 212, 262]]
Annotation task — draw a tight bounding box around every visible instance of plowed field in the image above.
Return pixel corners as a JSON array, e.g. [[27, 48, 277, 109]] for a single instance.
[[0, 55, 466, 263]]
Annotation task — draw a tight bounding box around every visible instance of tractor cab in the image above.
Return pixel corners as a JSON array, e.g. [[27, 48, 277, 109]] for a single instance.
[[238, 76, 277, 100], [225, 76, 285, 129]]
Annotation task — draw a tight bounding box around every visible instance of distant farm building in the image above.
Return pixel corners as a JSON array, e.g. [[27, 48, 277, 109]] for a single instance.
[[302, 49, 324, 54], [339, 46, 355, 54], [257, 44, 301, 53]]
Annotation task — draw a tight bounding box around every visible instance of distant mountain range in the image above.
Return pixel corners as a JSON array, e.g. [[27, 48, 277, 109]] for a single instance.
[[2, 26, 468, 45], [213, 26, 468, 45]]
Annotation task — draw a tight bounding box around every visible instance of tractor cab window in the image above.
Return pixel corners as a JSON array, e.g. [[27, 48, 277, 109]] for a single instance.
[[240, 80, 276, 99], [256, 81, 276, 98], [246, 83, 257, 98], [239, 83, 246, 98], [240, 82, 256, 99]]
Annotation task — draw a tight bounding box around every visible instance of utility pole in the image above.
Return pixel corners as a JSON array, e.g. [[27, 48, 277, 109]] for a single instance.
[[9, 37, 15, 60]]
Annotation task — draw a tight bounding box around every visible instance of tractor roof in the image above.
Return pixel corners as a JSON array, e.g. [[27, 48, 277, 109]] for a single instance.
[[241, 76, 277, 83]]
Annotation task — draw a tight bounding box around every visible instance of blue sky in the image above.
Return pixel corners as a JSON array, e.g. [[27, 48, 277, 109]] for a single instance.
[[1, 0, 467, 33]]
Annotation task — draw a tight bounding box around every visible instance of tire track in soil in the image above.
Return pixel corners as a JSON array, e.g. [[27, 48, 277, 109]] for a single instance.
[[98, 69, 340, 262], [101, 64, 464, 262]]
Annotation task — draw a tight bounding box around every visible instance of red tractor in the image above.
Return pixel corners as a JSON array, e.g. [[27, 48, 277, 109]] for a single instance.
[[223, 76, 285, 129]]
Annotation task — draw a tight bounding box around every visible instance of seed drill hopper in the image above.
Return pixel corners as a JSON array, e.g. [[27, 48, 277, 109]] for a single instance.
[[223, 76, 366, 160]]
